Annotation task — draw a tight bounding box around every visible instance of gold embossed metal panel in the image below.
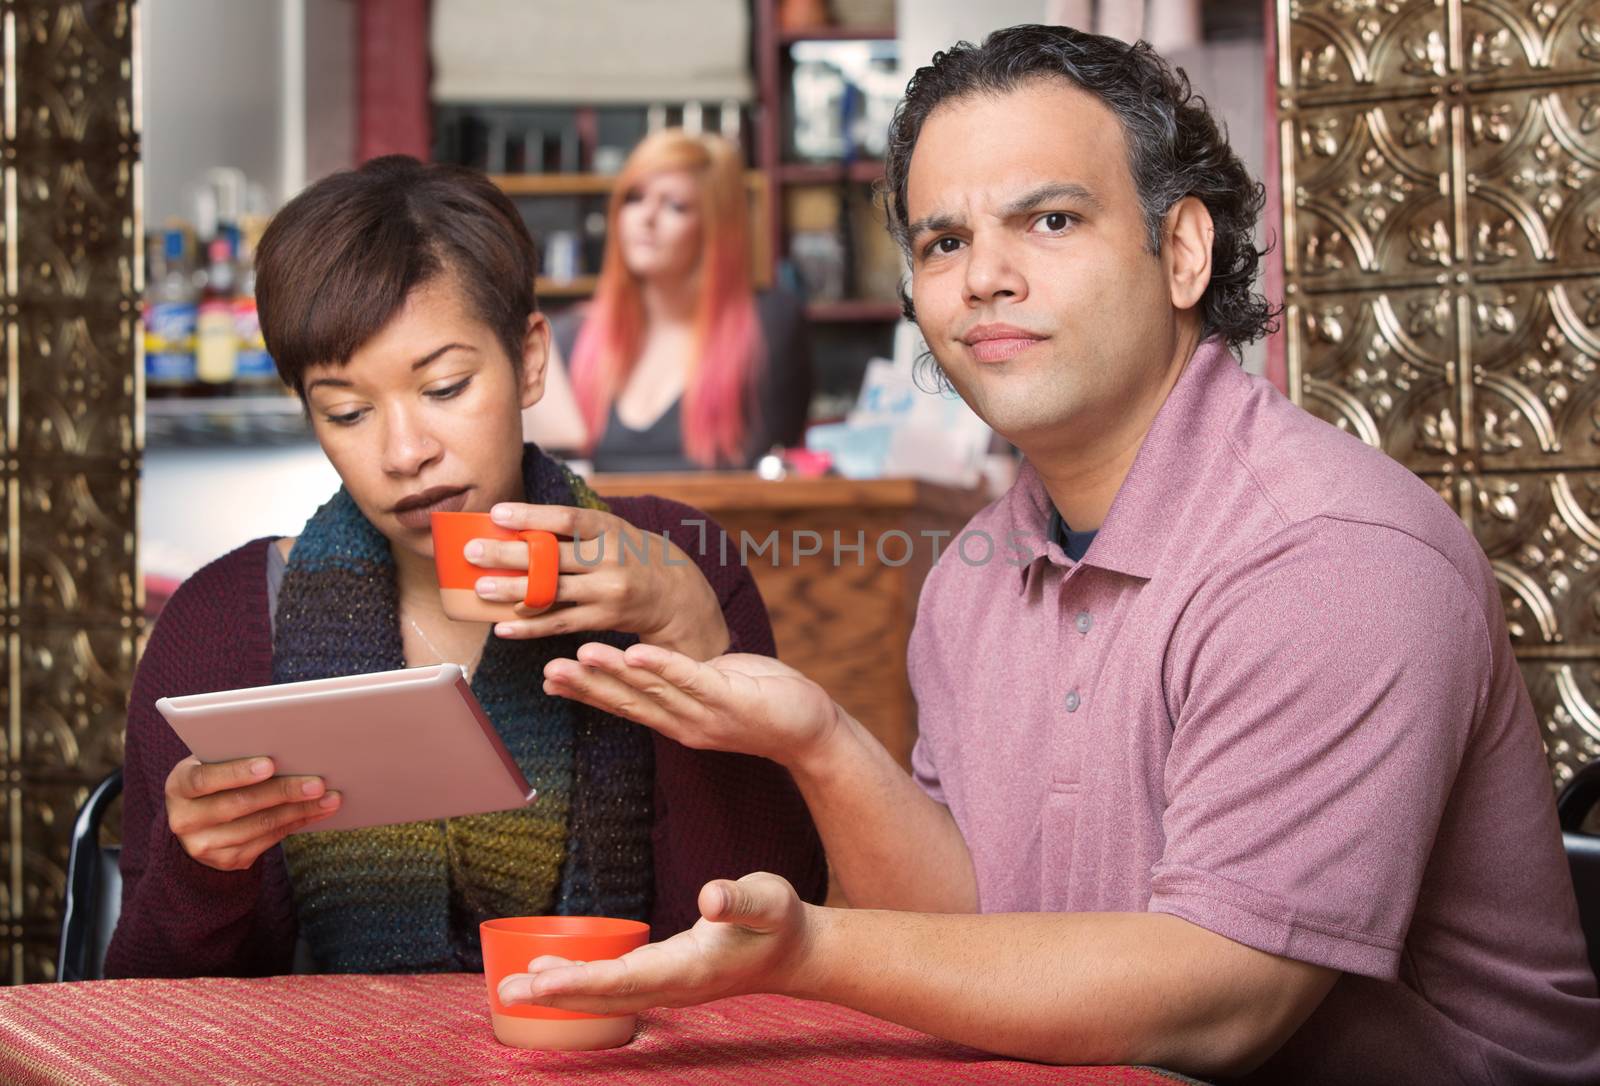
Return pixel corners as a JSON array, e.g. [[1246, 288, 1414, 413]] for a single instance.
[[0, 0, 141, 983], [1278, 0, 1600, 788]]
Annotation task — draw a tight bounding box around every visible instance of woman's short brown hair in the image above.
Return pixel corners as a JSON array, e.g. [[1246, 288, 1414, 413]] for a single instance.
[[255, 155, 538, 395]]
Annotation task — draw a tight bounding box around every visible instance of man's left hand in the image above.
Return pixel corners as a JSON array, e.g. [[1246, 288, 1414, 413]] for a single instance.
[[496, 872, 816, 1015]]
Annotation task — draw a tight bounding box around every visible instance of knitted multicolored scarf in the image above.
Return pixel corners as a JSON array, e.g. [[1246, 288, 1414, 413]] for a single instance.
[[273, 445, 654, 973]]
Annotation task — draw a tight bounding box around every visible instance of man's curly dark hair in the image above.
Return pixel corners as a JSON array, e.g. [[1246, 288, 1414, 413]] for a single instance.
[[884, 24, 1278, 359]]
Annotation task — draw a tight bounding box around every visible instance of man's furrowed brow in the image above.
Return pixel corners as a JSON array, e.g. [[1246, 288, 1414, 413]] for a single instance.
[[999, 183, 1104, 218], [908, 184, 1104, 241], [907, 211, 965, 241]]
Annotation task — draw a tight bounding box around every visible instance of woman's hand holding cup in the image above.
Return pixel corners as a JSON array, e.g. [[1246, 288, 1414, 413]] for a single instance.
[[454, 503, 731, 661]]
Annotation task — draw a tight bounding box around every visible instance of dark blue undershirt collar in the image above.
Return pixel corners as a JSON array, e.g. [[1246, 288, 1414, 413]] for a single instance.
[[1048, 507, 1098, 563]]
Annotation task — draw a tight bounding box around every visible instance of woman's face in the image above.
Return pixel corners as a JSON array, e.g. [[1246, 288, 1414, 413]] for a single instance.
[[616, 169, 703, 281], [301, 276, 548, 560]]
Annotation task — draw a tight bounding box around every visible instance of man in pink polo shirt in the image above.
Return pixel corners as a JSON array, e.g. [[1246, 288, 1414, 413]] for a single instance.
[[501, 25, 1600, 1082]]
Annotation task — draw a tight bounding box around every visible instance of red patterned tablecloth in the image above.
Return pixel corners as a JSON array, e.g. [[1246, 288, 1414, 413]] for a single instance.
[[0, 973, 1202, 1085]]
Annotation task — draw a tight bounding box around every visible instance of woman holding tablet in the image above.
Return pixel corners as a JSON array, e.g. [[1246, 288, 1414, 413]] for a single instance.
[[104, 157, 826, 978]]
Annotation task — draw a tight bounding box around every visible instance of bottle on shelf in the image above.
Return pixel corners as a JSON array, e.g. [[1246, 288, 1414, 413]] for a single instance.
[[144, 228, 199, 399], [232, 222, 280, 395], [194, 233, 239, 396]]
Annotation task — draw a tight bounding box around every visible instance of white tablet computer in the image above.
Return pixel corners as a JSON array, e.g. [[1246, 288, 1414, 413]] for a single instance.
[[155, 664, 536, 833]]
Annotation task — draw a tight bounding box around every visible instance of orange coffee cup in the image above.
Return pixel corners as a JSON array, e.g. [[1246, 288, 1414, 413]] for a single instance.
[[430, 511, 559, 624], [479, 916, 650, 1050]]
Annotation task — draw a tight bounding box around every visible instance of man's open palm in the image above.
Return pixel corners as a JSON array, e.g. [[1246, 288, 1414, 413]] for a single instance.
[[496, 872, 812, 1015], [542, 642, 840, 766]]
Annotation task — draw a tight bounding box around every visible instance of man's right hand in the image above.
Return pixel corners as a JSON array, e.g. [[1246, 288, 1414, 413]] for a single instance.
[[164, 756, 341, 871], [542, 642, 842, 772]]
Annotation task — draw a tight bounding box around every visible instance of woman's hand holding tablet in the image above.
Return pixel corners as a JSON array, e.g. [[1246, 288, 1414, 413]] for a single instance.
[[164, 755, 342, 872]]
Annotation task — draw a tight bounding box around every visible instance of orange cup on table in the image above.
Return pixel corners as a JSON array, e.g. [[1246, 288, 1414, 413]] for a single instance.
[[479, 916, 651, 1050], [430, 511, 560, 624]]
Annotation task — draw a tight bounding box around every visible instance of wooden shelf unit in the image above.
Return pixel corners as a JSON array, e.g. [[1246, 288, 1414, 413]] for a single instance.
[[476, 14, 900, 324], [754, 1, 900, 324], [490, 173, 624, 196], [775, 160, 885, 185], [536, 275, 599, 297]]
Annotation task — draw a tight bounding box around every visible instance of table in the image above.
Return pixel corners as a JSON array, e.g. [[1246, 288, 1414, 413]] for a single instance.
[[0, 974, 1200, 1085], [592, 474, 991, 769]]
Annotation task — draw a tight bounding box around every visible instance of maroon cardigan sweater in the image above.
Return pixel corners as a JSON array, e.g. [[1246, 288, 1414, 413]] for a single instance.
[[105, 496, 827, 978]]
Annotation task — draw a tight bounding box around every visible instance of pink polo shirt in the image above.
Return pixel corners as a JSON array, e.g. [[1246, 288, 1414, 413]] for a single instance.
[[908, 338, 1600, 1084]]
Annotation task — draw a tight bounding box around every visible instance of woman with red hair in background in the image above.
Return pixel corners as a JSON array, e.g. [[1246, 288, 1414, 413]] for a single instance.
[[525, 131, 812, 471]]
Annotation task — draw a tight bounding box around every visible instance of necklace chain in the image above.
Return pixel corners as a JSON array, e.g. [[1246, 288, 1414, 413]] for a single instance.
[[406, 614, 484, 681]]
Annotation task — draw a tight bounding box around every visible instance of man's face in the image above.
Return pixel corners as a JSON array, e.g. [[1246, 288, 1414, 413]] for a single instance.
[[905, 79, 1185, 450]]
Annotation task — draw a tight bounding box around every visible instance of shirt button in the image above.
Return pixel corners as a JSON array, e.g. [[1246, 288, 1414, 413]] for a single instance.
[[1064, 690, 1081, 713], [1076, 611, 1093, 634]]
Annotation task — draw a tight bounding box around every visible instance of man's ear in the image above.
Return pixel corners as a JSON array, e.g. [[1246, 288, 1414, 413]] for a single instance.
[[1164, 196, 1214, 314], [518, 312, 551, 410]]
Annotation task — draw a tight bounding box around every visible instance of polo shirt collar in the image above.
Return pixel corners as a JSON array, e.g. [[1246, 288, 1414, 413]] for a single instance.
[[1009, 336, 1243, 588]]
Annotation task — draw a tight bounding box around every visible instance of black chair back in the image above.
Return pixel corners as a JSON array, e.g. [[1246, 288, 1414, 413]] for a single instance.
[[56, 768, 123, 982], [1558, 759, 1600, 986]]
